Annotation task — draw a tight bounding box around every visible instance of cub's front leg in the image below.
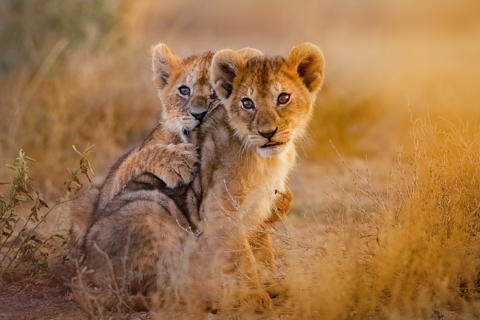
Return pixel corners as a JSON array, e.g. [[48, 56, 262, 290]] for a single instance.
[[204, 212, 273, 310], [249, 181, 293, 295], [97, 143, 199, 213], [198, 184, 290, 311], [219, 233, 273, 311]]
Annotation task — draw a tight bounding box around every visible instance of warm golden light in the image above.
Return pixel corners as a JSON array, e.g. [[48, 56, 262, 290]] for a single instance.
[[1, 1, 480, 318]]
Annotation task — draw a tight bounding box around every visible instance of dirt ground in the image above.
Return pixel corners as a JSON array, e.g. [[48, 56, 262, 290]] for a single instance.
[[0, 270, 87, 320], [0, 274, 152, 319]]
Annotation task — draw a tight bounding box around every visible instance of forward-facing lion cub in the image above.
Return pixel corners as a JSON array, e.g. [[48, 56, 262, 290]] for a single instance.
[[190, 42, 325, 310]]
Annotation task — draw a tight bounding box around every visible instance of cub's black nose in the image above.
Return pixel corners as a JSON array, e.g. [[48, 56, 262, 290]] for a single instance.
[[258, 127, 278, 140], [191, 111, 207, 122]]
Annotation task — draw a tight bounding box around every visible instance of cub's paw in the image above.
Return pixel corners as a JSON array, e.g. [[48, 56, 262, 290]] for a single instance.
[[155, 143, 199, 188], [268, 181, 293, 223], [247, 290, 272, 311]]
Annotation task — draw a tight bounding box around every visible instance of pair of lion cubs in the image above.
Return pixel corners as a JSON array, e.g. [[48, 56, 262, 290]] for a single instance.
[[70, 42, 324, 312]]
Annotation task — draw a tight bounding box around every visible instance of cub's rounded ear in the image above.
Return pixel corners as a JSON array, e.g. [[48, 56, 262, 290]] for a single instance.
[[211, 49, 245, 100], [286, 43, 325, 94], [152, 43, 182, 90], [236, 47, 263, 60]]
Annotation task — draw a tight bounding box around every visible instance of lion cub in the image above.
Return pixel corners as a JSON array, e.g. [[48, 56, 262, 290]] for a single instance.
[[97, 45, 218, 214], [189, 42, 325, 310], [70, 43, 218, 250]]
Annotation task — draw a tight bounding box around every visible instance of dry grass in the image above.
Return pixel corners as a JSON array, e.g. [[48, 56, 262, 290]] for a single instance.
[[3, 1, 480, 188], [141, 117, 480, 319], [0, 0, 159, 197], [2, 0, 480, 318], [268, 118, 480, 319], [0, 146, 93, 279]]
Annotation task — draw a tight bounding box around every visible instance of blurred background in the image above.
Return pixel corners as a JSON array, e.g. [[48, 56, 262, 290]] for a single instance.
[[1, 0, 480, 221]]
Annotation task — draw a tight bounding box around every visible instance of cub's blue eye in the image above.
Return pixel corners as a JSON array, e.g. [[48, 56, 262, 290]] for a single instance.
[[242, 98, 255, 110], [179, 86, 190, 96]]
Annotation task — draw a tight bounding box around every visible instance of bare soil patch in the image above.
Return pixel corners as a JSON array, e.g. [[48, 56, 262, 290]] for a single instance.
[[0, 271, 86, 320]]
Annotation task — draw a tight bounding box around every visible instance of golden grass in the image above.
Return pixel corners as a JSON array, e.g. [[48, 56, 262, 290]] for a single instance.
[[2, 1, 480, 189], [269, 118, 480, 319], [0, 1, 158, 197], [2, 1, 480, 318]]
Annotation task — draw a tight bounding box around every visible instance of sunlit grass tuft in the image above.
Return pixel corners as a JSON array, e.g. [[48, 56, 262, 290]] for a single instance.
[[268, 117, 480, 319]]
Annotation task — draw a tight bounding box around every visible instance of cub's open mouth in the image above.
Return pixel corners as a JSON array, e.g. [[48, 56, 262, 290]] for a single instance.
[[261, 141, 285, 148]]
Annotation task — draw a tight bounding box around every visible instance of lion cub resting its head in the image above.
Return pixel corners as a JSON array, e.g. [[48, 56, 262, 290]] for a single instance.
[[97, 44, 219, 212], [70, 44, 218, 252]]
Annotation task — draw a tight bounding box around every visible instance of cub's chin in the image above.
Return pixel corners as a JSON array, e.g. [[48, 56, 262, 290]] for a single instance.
[[180, 118, 201, 141], [256, 142, 288, 158]]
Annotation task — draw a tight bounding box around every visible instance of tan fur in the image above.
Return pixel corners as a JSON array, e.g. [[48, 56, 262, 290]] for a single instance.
[[77, 42, 323, 310], [84, 187, 189, 295], [249, 181, 292, 293], [69, 44, 217, 250], [97, 45, 218, 214], [192, 43, 324, 309], [69, 46, 295, 311], [69, 186, 100, 252]]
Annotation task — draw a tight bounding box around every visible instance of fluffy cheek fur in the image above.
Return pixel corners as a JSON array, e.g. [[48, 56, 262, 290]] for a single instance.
[[226, 99, 254, 140], [282, 84, 316, 141], [159, 78, 200, 140]]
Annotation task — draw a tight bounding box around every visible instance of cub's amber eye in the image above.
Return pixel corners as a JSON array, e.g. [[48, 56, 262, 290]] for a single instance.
[[278, 93, 290, 105], [179, 86, 190, 96], [241, 98, 255, 110]]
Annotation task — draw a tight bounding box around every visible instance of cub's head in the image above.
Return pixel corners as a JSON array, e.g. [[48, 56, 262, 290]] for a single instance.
[[152, 44, 218, 141], [211, 43, 325, 158]]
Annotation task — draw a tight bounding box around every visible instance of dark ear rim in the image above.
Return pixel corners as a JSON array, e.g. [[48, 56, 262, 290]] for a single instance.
[[152, 43, 182, 90], [211, 49, 245, 100], [287, 43, 325, 93]]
